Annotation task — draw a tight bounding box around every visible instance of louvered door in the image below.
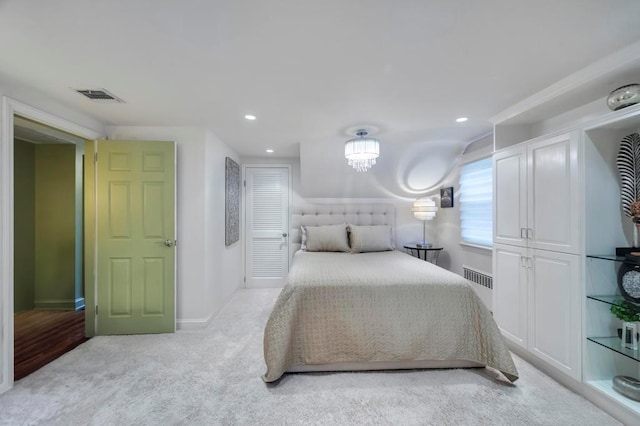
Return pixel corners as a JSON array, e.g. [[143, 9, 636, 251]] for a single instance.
[[245, 167, 290, 288]]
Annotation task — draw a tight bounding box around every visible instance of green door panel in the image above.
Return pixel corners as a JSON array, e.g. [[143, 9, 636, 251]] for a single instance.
[[96, 140, 175, 334]]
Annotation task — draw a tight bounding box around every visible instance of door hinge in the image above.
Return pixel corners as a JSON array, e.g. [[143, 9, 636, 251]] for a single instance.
[[243, 276, 246, 283], [243, 180, 246, 187], [95, 305, 98, 315], [94, 152, 98, 162]]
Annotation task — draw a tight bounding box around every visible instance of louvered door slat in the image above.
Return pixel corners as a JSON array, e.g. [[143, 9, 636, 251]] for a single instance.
[[245, 167, 290, 288]]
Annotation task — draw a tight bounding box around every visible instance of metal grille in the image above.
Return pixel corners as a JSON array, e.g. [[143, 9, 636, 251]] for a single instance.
[[463, 266, 493, 289], [74, 88, 125, 103]]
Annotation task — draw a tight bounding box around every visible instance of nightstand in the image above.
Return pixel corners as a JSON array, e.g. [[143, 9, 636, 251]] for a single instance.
[[403, 244, 443, 265]]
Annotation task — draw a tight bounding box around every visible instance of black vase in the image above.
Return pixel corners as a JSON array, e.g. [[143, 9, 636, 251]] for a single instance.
[[617, 262, 640, 303]]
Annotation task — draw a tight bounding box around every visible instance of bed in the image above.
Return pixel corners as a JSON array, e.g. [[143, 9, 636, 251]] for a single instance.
[[262, 203, 518, 383]]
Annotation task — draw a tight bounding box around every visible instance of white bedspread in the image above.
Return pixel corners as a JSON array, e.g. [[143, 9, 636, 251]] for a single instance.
[[262, 250, 518, 382]]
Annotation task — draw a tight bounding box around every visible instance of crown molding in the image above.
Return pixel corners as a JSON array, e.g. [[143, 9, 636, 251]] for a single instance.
[[490, 40, 640, 125]]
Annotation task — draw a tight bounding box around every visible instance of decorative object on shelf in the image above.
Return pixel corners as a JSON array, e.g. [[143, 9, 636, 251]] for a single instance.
[[616, 247, 640, 257], [611, 300, 640, 349], [412, 198, 437, 248], [616, 133, 640, 247], [617, 327, 639, 340], [616, 263, 640, 303], [607, 84, 640, 111], [225, 157, 240, 246], [440, 186, 454, 208], [622, 321, 639, 350], [344, 129, 380, 172], [613, 376, 640, 402]]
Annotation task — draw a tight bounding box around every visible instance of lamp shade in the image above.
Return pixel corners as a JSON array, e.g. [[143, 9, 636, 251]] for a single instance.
[[412, 197, 437, 221]]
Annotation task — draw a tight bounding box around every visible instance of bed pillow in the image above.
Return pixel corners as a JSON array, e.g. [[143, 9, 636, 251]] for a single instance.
[[348, 224, 394, 253], [301, 224, 350, 252]]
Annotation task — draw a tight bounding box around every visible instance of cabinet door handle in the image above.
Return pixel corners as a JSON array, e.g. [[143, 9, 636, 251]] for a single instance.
[[521, 256, 526, 268], [520, 228, 526, 238], [526, 257, 533, 269], [527, 228, 533, 239]]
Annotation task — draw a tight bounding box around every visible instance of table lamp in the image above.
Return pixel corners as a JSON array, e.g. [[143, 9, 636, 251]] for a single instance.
[[412, 197, 437, 248]]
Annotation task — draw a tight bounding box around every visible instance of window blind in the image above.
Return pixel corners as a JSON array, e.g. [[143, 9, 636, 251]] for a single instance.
[[459, 157, 493, 247]]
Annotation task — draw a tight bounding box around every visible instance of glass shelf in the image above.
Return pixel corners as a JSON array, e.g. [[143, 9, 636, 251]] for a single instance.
[[587, 337, 640, 363], [587, 295, 625, 306], [587, 254, 626, 262]]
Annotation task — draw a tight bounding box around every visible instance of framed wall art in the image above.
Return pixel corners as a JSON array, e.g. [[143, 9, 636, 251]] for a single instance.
[[440, 186, 454, 208], [225, 157, 240, 246]]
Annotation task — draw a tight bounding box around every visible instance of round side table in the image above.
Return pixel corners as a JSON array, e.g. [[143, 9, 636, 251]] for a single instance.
[[403, 244, 443, 265]]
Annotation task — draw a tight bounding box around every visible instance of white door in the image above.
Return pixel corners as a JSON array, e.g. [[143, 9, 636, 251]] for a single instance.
[[493, 145, 527, 247], [245, 167, 290, 288], [493, 243, 528, 348], [528, 132, 580, 254], [528, 249, 581, 379]]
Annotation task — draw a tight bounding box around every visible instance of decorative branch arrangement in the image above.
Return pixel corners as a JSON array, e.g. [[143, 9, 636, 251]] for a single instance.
[[617, 133, 640, 246]]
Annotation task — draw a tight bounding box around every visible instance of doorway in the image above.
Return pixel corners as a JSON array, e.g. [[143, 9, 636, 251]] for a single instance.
[[0, 97, 104, 394], [13, 116, 88, 380]]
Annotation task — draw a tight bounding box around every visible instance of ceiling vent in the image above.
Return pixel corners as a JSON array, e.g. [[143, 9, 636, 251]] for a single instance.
[[73, 88, 125, 103]]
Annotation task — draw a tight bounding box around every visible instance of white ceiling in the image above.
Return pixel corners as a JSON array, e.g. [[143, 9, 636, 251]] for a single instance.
[[1, 0, 640, 193]]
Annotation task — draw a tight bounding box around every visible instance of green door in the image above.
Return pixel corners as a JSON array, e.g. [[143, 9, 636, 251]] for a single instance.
[[96, 140, 175, 334]]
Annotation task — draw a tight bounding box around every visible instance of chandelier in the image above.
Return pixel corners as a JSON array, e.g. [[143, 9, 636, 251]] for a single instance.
[[344, 129, 380, 172]]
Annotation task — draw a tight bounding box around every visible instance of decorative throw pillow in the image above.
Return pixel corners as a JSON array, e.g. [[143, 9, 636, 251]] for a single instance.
[[348, 224, 394, 253], [301, 224, 350, 252]]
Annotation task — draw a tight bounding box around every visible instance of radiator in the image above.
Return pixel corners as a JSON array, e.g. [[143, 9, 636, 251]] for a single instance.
[[463, 265, 493, 290]]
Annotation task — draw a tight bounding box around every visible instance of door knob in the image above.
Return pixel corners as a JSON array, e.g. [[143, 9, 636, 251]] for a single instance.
[[282, 232, 288, 238], [164, 239, 176, 247]]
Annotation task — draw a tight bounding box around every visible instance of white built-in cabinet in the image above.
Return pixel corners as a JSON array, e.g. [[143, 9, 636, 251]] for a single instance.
[[494, 243, 581, 378], [494, 132, 581, 253], [493, 131, 582, 380], [493, 244, 528, 347], [489, 47, 640, 422]]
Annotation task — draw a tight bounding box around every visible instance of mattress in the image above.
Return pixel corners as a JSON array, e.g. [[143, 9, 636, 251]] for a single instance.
[[262, 250, 518, 383]]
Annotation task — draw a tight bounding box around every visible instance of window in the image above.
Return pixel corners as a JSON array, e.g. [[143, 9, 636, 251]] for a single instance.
[[459, 157, 493, 247]]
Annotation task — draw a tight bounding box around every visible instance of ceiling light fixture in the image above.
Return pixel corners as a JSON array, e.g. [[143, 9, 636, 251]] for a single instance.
[[266, 149, 274, 153], [344, 129, 380, 172], [245, 114, 256, 120], [456, 117, 468, 123]]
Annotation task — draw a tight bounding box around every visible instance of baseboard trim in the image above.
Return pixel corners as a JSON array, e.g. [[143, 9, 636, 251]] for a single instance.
[[34, 297, 85, 311], [176, 312, 215, 330]]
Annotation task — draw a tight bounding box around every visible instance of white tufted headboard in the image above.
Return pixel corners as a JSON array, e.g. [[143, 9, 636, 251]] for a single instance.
[[290, 203, 396, 255]]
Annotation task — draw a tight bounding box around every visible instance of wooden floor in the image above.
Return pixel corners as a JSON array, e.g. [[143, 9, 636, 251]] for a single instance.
[[14, 309, 89, 381]]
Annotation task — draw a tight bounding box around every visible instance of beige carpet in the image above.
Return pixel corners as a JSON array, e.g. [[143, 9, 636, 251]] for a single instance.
[[0, 289, 620, 425]]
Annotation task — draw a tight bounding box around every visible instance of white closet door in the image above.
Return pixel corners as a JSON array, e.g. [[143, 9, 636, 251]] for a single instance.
[[245, 167, 290, 288], [528, 132, 580, 254], [493, 145, 527, 247]]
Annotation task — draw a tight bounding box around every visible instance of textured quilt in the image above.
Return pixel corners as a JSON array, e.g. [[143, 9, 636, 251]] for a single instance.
[[262, 250, 518, 383]]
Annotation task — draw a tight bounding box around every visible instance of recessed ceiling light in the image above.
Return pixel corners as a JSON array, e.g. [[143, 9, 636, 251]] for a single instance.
[[266, 149, 274, 153], [456, 117, 468, 123], [245, 114, 256, 120]]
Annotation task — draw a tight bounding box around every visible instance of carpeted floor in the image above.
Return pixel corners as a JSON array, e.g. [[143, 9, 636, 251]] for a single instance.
[[0, 289, 620, 425]]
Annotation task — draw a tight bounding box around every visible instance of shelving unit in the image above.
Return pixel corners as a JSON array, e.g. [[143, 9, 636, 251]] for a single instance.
[[584, 109, 640, 421], [584, 255, 640, 420]]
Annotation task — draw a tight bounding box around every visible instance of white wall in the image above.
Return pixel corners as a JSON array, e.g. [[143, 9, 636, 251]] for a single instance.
[[436, 135, 494, 308], [240, 156, 437, 260], [106, 126, 242, 329], [205, 130, 242, 317]]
